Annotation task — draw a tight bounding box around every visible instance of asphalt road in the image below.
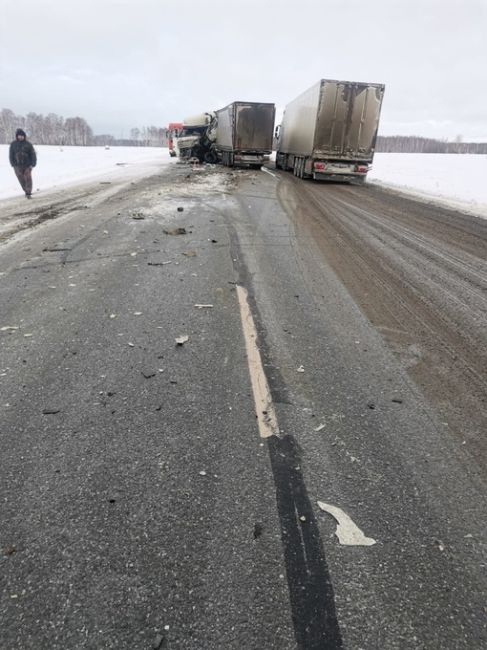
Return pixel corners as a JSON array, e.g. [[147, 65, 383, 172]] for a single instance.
[[0, 162, 486, 649]]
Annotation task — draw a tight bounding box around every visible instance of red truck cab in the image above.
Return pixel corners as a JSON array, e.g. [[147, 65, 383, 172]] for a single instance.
[[166, 122, 183, 157]]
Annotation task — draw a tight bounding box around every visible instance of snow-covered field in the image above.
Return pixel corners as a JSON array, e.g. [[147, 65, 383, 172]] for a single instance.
[[1, 145, 486, 219], [368, 153, 487, 218], [0, 145, 172, 201]]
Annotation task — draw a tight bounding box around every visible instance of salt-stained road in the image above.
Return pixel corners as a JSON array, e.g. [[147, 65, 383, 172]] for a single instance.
[[0, 163, 485, 649]]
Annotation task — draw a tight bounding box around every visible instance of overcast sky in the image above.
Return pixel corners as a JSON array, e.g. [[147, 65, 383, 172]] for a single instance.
[[1, 0, 486, 141]]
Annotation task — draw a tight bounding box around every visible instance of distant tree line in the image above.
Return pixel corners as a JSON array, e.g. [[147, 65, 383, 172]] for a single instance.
[[3, 108, 486, 153], [0, 108, 166, 147], [376, 135, 487, 154]]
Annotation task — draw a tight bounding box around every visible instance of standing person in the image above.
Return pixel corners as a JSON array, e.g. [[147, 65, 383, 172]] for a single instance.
[[9, 128, 37, 198]]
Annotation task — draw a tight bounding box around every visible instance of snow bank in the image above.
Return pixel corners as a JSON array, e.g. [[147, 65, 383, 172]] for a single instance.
[[0, 145, 173, 201], [368, 153, 487, 218], [1, 144, 486, 219]]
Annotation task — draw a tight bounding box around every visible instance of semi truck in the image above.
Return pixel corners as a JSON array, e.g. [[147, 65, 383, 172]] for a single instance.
[[213, 102, 275, 168], [275, 79, 385, 183]]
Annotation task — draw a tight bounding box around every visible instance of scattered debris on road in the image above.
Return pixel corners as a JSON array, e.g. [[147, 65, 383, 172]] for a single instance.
[[317, 501, 376, 546], [164, 227, 187, 236], [42, 409, 60, 415], [253, 523, 263, 539], [175, 335, 189, 346], [194, 304, 213, 309], [3, 545, 17, 557]]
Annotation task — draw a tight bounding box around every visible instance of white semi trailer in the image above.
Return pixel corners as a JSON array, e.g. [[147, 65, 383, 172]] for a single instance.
[[214, 102, 275, 168], [275, 79, 385, 183]]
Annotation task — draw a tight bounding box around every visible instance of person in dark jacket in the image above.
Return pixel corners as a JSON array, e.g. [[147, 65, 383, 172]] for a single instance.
[[9, 128, 37, 198]]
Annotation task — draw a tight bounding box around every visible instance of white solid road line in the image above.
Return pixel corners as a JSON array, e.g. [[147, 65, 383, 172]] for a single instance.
[[236, 285, 279, 438]]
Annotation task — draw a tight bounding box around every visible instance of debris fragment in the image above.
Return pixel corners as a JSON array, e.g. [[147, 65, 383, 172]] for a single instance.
[[177, 207, 184, 212], [391, 398, 403, 404], [148, 261, 172, 266], [164, 227, 187, 236], [132, 213, 145, 220], [42, 409, 60, 415], [317, 501, 376, 546], [175, 335, 189, 346], [297, 365, 305, 373], [194, 304, 213, 309], [182, 250, 197, 257], [3, 545, 16, 556], [141, 371, 156, 379], [134, 312, 142, 316], [152, 634, 165, 650], [314, 423, 326, 432], [1, 326, 19, 331], [109, 314, 116, 319], [128, 342, 135, 347], [253, 523, 263, 539], [199, 470, 207, 476]]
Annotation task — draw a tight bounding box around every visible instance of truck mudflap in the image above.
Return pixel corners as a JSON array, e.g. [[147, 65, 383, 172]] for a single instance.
[[313, 161, 369, 182], [232, 154, 266, 168], [313, 172, 366, 183]]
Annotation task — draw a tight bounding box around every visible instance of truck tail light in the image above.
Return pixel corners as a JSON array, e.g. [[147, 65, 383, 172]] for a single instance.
[[314, 162, 326, 171], [356, 165, 368, 173]]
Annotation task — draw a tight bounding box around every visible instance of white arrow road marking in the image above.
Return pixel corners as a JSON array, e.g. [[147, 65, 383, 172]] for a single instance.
[[317, 502, 377, 547], [236, 285, 279, 438]]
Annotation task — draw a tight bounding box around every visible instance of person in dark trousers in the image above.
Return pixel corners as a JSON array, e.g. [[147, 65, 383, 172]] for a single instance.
[[9, 128, 37, 198]]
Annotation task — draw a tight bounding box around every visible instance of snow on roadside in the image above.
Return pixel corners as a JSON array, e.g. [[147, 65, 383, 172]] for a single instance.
[[368, 153, 487, 219], [2, 144, 486, 220], [0, 145, 173, 201]]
